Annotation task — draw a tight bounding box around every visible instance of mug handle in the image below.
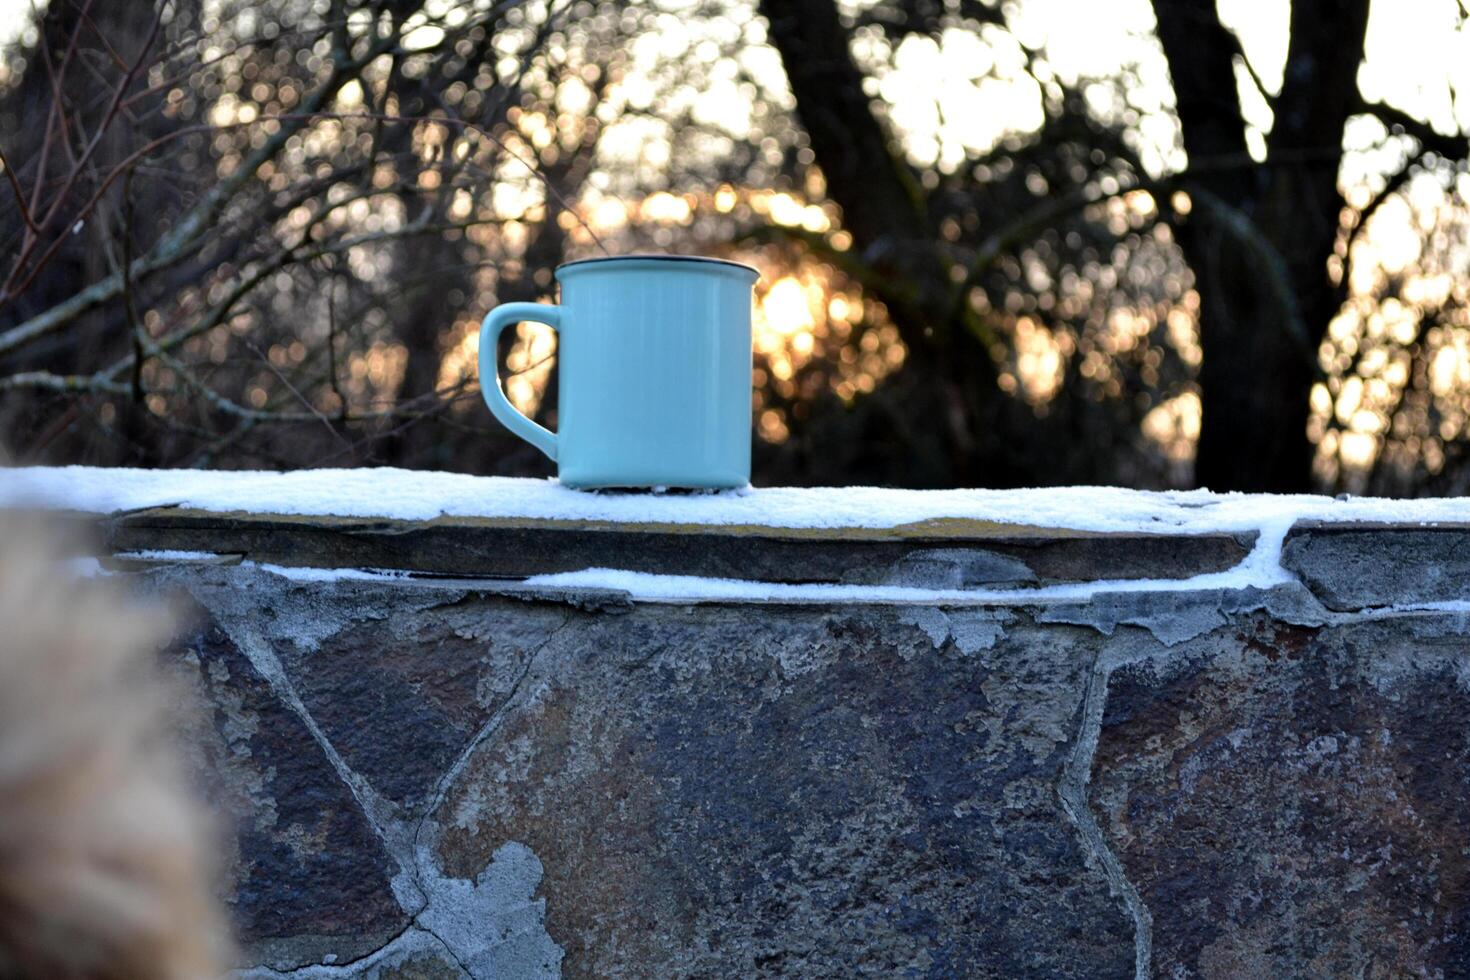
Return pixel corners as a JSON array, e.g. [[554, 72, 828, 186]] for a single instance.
[[479, 302, 563, 462]]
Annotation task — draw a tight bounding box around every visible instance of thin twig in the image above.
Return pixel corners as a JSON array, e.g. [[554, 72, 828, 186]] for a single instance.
[[0, 147, 38, 234], [118, 167, 148, 403], [243, 338, 351, 448], [2, 0, 167, 297]]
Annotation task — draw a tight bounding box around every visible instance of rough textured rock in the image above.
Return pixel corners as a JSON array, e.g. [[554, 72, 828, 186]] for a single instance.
[[273, 599, 570, 814], [1282, 521, 1470, 610], [90, 518, 1470, 979], [166, 604, 410, 970], [426, 604, 1133, 979], [1091, 616, 1470, 979]]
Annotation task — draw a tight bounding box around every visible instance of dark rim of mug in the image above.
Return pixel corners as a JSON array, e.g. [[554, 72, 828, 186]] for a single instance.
[[556, 254, 758, 275]]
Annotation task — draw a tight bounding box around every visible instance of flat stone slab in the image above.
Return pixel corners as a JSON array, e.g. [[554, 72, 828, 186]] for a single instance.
[[1281, 521, 1470, 610], [105, 507, 1254, 586]]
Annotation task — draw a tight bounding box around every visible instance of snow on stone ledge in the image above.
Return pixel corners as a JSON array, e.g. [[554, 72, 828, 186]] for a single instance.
[[1, 465, 1468, 534]]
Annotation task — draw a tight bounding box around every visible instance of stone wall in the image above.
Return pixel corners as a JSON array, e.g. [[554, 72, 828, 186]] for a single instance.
[[89, 507, 1470, 978]]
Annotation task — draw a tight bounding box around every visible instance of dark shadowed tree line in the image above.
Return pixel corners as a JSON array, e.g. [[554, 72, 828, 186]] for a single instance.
[[758, 0, 1470, 492], [2, 0, 1468, 494]]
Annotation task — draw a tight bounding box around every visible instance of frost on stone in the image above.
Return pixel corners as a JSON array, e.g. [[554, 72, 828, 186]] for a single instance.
[[416, 841, 564, 980], [903, 607, 1012, 654]]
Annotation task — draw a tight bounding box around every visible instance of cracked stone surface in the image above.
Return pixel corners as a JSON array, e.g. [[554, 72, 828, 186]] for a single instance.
[[233, 929, 467, 979], [272, 600, 570, 815], [426, 605, 1133, 978], [165, 602, 410, 971], [1091, 615, 1470, 978], [126, 527, 1470, 980]]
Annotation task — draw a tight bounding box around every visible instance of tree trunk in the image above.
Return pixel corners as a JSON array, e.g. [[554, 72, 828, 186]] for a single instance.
[[1152, 0, 1369, 491], [758, 0, 1016, 486]]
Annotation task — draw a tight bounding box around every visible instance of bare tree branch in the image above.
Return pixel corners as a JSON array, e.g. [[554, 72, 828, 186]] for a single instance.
[[0, 147, 38, 234], [1359, 99, 1469, 159]]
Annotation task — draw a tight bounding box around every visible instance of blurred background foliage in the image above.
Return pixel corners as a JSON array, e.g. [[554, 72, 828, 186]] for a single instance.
[[0, 0, 1467, 493]]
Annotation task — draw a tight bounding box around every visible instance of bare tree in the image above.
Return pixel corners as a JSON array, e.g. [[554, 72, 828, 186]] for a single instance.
[[757, 0, 1470, 491], [0, 0, 628, 471], [756, 0, 1194, 487]]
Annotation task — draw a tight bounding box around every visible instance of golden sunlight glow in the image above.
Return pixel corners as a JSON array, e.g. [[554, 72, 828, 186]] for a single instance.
[[1313, 170, 1470, 488], [748, 191, 832, 232], [437, 319, 479, 394], [438, 318, 556, 417], [759, 277, 815, 339], [338, 341, 407, 408], [1142, 390, 1202, 463], [552, 185, 836, 250], [1339, 430, 1379, 468], [589, 198, 628, 232], [1431, 338, 1470, 397], [639, 191, 695, 224], [336, 79, 364, 109], [1005, 316, 1065, 403], [749, 266, 907, 442], [504, 321, 557, 413]]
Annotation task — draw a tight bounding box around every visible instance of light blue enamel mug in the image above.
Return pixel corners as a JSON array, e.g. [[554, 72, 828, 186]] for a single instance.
[[479, 255, 760, 489]]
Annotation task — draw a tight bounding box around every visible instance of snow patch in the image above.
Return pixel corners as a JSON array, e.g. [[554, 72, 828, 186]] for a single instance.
[[115, 549, 221, 561], [249, 562, 413, 583], [521, 521, 1296, 604], [902, 607, 1012, 653], [4, 465, 1470, 533]]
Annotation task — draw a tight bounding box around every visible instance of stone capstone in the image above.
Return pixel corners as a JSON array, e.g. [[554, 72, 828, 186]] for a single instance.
[[1281, 521, 1470, 610], [105, 507, 1255, 587]]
